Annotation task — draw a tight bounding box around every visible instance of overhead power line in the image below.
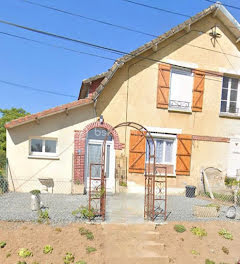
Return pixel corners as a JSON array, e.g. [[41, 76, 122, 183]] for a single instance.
[[0, 31, 116, 61], [19, 0, 157, 38], [0, 79, 77, 98], [205, 0, 240, 11], [121, 0, 191, 18]]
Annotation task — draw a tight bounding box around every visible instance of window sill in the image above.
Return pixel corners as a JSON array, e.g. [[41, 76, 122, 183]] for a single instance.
[[168, 108, 192, 114], [219, 113, 240, 119], [28, 155, 60, 160]]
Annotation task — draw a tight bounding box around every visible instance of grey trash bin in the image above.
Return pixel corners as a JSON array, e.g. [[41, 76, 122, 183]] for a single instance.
[[185, 185, 196, 198]]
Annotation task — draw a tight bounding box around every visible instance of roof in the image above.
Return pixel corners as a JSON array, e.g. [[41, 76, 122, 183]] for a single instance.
[[5, 98, 92, 129]]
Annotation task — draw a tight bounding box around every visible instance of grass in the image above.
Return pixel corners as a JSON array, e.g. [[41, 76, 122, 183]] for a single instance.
[[190, 227, 207, 238], [218, 229, 233, 240]]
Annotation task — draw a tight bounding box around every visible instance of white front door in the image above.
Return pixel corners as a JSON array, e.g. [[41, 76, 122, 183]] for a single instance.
[[86, 139, 115, 193]]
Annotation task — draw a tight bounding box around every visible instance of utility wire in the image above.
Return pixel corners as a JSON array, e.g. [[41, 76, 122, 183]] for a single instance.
[[0, 79, 77, 98], [205, 0, 240, 11], [18, 0, 157, 38], [0, 31, 116, 61]]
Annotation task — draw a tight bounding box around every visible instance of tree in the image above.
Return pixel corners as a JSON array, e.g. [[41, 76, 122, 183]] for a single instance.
[[0, 108, 29, 172]]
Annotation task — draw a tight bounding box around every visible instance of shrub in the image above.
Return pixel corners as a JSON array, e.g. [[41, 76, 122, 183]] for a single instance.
[[18, 248, 32, 258], [205, 259, 215, 264], [43, 245, 53, 254], [190, 227, 207, 238], [0, 241, 6, 248], [218, 229, 233, 240], [174, 224, 186, 233], [72, 206, 96, 220], [63, 252, 74, 264], [222, 246, 229, 255], [86, 246, 96, 254], [30, 190, 40, 195], [37, 209, 50, 224], [79, 227, 94, 240]]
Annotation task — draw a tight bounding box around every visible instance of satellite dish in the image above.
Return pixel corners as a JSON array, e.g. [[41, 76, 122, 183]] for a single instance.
[[226, 206, 236, 219]]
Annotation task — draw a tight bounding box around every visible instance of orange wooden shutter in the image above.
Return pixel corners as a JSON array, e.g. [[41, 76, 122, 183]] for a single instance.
[[176, 134, 192, 176], [192, 70, 205, 112], [129, 130, 146, 173], [157, 63, 171, 109]]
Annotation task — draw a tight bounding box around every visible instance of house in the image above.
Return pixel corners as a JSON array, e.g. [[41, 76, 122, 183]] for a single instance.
[[5, 2, 240, 194]]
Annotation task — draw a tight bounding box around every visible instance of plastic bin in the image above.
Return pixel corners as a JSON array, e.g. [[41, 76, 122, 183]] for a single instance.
[[185, 185, 196, 198]]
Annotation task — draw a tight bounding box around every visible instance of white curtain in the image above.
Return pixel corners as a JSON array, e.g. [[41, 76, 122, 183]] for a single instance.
[[165, 141, 173, 162]]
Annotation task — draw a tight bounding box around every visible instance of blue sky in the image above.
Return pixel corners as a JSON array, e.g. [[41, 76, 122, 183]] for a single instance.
[[0, 0, 239, 114]]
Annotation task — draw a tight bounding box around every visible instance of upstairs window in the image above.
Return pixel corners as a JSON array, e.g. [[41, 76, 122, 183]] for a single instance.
[[169, 68, 193, 111], [221, 76, 240, 114], [30, 138, 57, 157]]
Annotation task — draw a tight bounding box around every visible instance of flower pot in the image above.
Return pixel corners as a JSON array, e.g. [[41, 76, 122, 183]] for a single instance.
[[72, 184, 85, 195], [31, 194, 41, 211]]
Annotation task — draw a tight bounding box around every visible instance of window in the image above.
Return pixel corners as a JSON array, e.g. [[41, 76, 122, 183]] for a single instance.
[[221, 76, 240, 114], [30, 138, 57, 156], [169, 67, 193, 111], [145, 138, 174, 164]]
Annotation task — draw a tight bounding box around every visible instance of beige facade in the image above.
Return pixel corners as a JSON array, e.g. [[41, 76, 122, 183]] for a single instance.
[[6, 8, 240, 194]]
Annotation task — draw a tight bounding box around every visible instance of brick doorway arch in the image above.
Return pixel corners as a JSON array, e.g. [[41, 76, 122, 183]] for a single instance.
[[74, 121, 124, 184]]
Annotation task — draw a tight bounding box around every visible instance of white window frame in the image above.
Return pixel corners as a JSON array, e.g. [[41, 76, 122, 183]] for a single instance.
[[220, 76, 240, 115], [169, 67, 193, 112], [29, 137, 58, 157], [145, 134, 177, 175]]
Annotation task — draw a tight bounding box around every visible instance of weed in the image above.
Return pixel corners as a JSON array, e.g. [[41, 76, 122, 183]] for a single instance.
[[63, 252, 75, 264], [43, 245, 53, 254], [72, 206, 96, 220], [119, 181, 127, 187], [174, 225, 186, 233], [37, 209, 50, 224], [55, 227, 62, 232], [206, 203, 221, 212], [79, 227, 94, 240], [218, 229, 233, 240], [32, 262, 40, 264], [75, 261, 87, 264], [191, 249, 200, 255], [190, 227, 207, 238], [205, 259, 215, 264], [6, 252, 11, 258], [18, 248, 33, 258], [17, 262, 27, 264], [30, 190, 41, 195], [0, 241, 6, 248], [222, 246, 229, 255], [86, 246, 96, 254]]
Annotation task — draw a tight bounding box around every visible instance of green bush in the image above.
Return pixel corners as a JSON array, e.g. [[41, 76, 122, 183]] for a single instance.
[[86, 246, 96, 254], [79, 227, 94, 240], [72, 206, 96, 220], [63, 252, 74, 264], [190, 227, 207, 238], [174, 224, 186, 233], [218, 229, 233, 240], [0, 241, 6, 248], [18, 248, 32, 258], [205, 259, 215, 264], [43, 245, 53, 254]]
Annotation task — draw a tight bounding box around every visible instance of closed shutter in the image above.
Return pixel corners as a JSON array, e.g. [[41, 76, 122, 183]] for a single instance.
[[176, 134, 192, 176], [129, 130, 146, 173], [192, 70, 205, 112], [157, 63, 171, 109]]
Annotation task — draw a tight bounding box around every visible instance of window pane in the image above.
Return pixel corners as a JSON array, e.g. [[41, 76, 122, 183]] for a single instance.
[[230, 89, 238, 101], [146, 140, 154, 162], [222, 77, 229, 88], [231, 78, 238, 90], [221, 88, 228, 100], [229, 102, 237, 113], [165, 141, 173, 162], [156, 140, 163, 164], [45, 140, 57, 153], [221, 101, 227, 112], [31, 139, 43, 152]]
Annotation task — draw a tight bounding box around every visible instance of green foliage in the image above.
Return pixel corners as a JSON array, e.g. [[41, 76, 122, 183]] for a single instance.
[[119, 181, 127, 187], [79, 227, 94, 240], [174, 224, 186, 233], [37, 209, 50, 224], [17, 262, 27, 264], [218, 229, 233, 240], [75, 261, 87, 264], [205, 259, 215, 264], [94, 187, 105, 198], [222, 246, 229, 255], [191, 249, 200, 255], [63, 252, 75, 264], [43, 245, 53, 254], [30, 190, 41, 195], [205, 203, 220, 212], [86, 246, 96, 254], [18, 248, 33, 258], [72, 206, 96, 220], [190, 227, 207, 238], [0, 241, 6, 248], [225, 177, 240, 187], [55, 227, 62, 232]]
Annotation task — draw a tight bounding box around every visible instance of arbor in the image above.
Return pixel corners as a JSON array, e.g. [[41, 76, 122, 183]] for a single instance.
[[0, 108, 29, 173]]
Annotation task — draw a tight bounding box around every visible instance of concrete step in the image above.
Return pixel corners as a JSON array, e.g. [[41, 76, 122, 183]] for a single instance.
[[143, 240, 165, 251]]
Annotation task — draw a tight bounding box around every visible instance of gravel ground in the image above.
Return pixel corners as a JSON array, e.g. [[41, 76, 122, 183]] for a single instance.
[[0, 192, 239, 224]]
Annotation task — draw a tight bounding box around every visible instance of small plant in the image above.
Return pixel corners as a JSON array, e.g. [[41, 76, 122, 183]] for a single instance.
[[55, 227, 62, 232], [174, 224, 186, 233], [205, 259, 215, 264], [43, 245, 53, 254], [222, 246, 229, 255], [191, 249, 200, 255], [32, 262, 40, 264], [6, 252, 11, 258], [72, 206, 96, 220], [218, 229, 233, 240], [74, 179, 81, 185], [75, 261, 87, 264], [0, 241, 6, 248], [206, 203, 221, 212], [18, 248, 33, 258], [30, 190, 40, 195], [37, 209, 50, 224], [190, 227, 207, 238], [79, 227, 94, 240], [86, 246, 96, 254], [94, 187, 105, 198], [17, 262, 27, 264], [63, 252, 74, 264], [119, 181, 127, 187]]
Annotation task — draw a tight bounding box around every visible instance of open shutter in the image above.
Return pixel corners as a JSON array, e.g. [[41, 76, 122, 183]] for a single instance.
[[192, 70, 205, 112], [157, 63, 171, 109], [129, 130, 146, 173], [176, 134, 192, 176]]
